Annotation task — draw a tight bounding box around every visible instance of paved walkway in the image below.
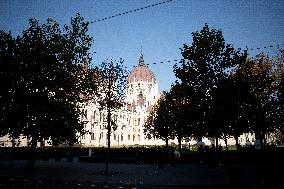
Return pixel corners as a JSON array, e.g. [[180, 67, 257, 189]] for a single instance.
[[0, 158, 283, 188]]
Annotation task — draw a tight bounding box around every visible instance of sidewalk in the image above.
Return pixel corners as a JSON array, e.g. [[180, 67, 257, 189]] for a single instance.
[[0, 158, 283, 188]]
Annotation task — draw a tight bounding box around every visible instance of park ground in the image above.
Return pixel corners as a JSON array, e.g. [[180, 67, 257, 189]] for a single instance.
[[0, 157, 284, 189]]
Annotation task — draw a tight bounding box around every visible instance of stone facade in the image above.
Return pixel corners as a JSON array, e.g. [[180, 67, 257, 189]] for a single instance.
[[78, 53, 165, 146]]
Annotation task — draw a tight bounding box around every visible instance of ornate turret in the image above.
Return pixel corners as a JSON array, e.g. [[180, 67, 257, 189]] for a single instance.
[[138, 47, 145, 66]]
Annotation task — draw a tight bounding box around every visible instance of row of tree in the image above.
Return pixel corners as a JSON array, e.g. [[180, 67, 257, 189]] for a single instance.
[[144, 24, 284, 152], [0, 13, 128, 143], [0, 14, 128, 171]]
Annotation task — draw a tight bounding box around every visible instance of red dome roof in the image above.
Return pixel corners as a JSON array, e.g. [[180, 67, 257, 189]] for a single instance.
[[128, 54, 156, 83]]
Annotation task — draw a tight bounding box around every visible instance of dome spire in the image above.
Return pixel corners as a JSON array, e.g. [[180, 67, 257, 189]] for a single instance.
[[138, 45, 145, 66]]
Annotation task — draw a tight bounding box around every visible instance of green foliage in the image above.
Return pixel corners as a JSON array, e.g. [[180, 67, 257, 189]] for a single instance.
[[144, 91, 175, 146], [93, 58, 129, 174], [0, 13, 94, 146], [233, 54, 278, 145], [173, 23, 247, 141], [95, 59, 129, 110], [171, 23, 284, 148]]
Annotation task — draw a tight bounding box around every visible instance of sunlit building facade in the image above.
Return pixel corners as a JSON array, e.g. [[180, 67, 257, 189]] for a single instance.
[[78, 52, 165, 146]]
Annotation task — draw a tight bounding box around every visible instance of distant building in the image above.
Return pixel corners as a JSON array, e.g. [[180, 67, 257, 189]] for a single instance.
[[0, 52, 256, 147], [79, 52, 164, 146]]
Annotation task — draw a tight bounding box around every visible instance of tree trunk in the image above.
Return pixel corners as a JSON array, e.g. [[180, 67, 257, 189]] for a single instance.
[[26, 135, 38, 170], [165, 138, 169, 164], [105, 105, 111, 174], [215, 135, 219, 165], [234, 135, 239, 151], [165, 138, 169, 149], [224, 135, 228, 152], [178, 136, 182, 154], [215, 135, 219, 148]]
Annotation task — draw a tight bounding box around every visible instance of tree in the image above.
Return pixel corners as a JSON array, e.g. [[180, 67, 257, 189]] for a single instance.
[[273, 50, 284, 143], [95, 59, 128, 174], [213, 74, 252, 151], [144, 91, 175, 149], [173, 23, 246, 147], [234, 54, 276, 147], [0, 13, 94, 167], [168, 83, 194, 153]]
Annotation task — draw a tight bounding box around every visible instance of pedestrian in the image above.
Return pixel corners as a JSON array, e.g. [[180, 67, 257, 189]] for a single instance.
[[174, 148, 180, 164], [88, 147, 92, 157]]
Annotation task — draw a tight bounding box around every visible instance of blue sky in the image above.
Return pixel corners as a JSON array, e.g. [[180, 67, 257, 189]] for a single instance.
[[1, 0, 284, 92]]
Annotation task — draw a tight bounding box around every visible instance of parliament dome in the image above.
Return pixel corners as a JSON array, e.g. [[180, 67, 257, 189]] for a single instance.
[[128, 54, 156, 83]]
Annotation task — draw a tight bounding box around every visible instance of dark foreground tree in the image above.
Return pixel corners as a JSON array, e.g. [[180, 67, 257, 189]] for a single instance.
[[0, 13, 94, 168], [95, 59, 128, 174], [144, 91, 175, 149], [173, 23, 247, 147], [168, 83, 194, 153], [235, 53, 280, 148]]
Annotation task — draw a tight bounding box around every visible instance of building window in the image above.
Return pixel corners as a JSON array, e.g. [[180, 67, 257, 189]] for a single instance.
[[91, 133, 95, 140], [138, 134, 140, 142], [133, 135, 135, 141], [128, 134, 131, 141], [138, 118, 140, 125], [103, 113, 106, 122], [93, 111, 96, 122], [121, 134, 123, 141]]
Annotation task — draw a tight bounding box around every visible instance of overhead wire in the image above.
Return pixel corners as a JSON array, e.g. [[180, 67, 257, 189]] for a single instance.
[[87, 1, 283, 69], [90, 0, 173, 24], [137, 44, 284, 68]]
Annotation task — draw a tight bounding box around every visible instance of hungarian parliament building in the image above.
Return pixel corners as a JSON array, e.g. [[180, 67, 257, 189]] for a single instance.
[[0, 52, 256, 147]]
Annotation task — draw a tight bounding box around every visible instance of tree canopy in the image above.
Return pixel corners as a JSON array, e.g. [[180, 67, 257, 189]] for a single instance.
[[0, 13, 94, 147], [173, 23, 247, 146], [94, 58, 128, 174], [144, 91, 175, 148]]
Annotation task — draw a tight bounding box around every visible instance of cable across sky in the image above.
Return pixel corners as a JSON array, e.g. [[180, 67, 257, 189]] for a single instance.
[[90, 0, 174, 24], [1, 0, 283, 92]]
